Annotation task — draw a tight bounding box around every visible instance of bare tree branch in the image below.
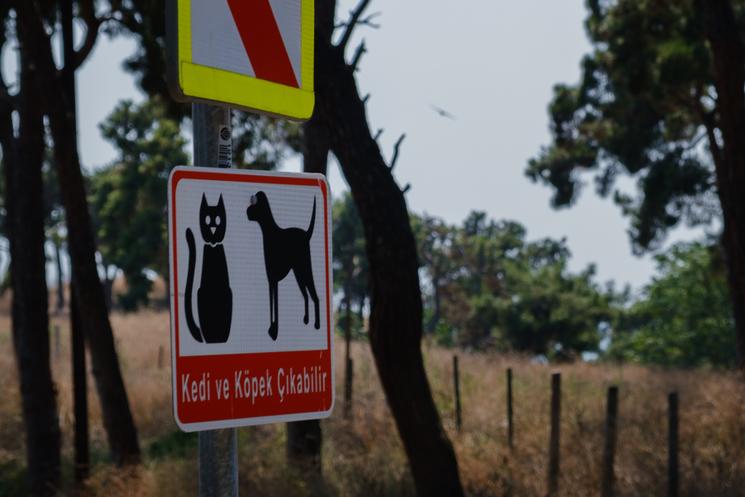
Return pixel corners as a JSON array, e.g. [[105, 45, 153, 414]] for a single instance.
[[70, 0, 106, 71], [685, 130, 708, 151], [349, 39, 366, 72], [374, 128, 383, 141], [362, 93, 370, 104], [389, 133, 406, 170], [335, 11, 381, 30], [337, 0, 371, 51], [701, 108, 723, 169], [686, 86, 723, 170], [401, 183, 411, 194]]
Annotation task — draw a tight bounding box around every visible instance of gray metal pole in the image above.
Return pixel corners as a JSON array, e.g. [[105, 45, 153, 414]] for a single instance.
[[193, 104, 233, 169], [193, 102, 238, 497]]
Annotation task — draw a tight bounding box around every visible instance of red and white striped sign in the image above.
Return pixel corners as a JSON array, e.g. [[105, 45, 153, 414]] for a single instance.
[[226, 0, 299, 87], [191, 0, 302, 87], [168, 0, 314, 119]]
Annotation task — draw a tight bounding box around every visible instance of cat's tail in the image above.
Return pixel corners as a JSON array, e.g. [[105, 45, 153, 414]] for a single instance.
[[306, 196, 316, 242], [185, 228, 203, 342]]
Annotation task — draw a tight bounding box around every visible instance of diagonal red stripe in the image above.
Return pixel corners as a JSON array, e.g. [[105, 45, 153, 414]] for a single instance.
[[227, 0, 299, 88]]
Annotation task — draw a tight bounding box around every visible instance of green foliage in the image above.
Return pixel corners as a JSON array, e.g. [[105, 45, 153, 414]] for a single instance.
[[332, 192, 368, 330], [411, 214, 458, 333], [607, 242, 736, 368], [88, 96, 301, 310], [232, 112, 302, 170], [89, 98, 188, 309], [413, 211, 614, 357], [106, 0, 186, 119], [498, 262, 613, 359], [527, 0, 726, 253], [424, 309, 456, 347], [526, 0, 743, 369], [147, 430, 198, 461], [0, 458, 27, 497]]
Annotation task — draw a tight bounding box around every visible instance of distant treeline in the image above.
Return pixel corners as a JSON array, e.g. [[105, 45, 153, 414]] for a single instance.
[[46, 103, 733, 368], [333, 193, 736, 369], [6, 98, 730, 370]]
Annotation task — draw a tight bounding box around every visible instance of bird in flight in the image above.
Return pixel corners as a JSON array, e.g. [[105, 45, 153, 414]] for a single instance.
[[430, 104, 456, 120]]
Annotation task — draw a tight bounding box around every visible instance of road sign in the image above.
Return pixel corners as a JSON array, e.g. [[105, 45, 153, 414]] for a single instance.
[[168, 166, 333, 431], [166, 0, 314, 120]]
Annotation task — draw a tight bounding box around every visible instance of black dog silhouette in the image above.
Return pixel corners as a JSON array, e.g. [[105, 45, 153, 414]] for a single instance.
[[247, 191, 320, 341]]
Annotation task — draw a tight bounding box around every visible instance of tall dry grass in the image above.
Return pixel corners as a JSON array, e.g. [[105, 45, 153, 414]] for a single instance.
[[0, 310, 744, 497]]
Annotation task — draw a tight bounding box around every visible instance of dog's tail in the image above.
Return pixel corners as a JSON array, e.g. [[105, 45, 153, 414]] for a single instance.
[[306, 196, 316, 241], [185, 228, 203, 342]]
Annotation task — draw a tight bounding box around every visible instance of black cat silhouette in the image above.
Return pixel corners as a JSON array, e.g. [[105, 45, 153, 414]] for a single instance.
[[185, 193, 232, 343], [246, 191, 320, 341]]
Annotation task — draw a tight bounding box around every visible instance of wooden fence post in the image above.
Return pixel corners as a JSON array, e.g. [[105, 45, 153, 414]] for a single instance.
[[547, 372, 561, 497], [453, 355, 462, 432], [668, 392, 679, 497], [507, 367, 514, 450], [343, 288, 353, 419], [344, 357, 353, 419], [54, 324, 60, 358], [601, 386, 619, 497]]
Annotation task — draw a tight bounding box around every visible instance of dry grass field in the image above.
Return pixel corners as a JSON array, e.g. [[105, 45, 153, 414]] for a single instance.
[[1, 309, 744, 497]]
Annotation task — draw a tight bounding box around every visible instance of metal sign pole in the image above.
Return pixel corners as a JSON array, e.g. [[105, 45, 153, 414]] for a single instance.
[[193, 102, 238, 497]]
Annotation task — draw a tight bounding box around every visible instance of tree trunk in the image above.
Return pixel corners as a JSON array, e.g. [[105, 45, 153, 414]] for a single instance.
[[53, 238, 65, 314], [55, 0, 73, 318], [284, 70, 331, 475], [357, 295, 365, 327], [286, 420, 322, 474], [1, 23, 61, 495], [344, 272, 353, 416], [302, 109, 331, 175], [15, 1, 141, 464], [314, 2, 464, 494], [699, 0, 745, 368], [102, 264, 115, 311], [70, 282, 90, 482]]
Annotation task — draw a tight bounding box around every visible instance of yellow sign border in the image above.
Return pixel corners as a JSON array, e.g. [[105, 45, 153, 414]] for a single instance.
[[173, 0, 314, 120]]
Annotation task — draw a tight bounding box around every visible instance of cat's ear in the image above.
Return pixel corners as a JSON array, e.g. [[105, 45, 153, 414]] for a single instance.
[[201, 193, 208, 209], [217, 194, 225, 209]]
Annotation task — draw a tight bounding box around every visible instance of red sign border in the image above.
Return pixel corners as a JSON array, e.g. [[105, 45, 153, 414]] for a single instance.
[[168, 167, 334, 431]]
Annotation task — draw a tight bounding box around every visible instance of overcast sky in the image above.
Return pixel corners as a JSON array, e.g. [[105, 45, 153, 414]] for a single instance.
[[66, 0, 705, 291]]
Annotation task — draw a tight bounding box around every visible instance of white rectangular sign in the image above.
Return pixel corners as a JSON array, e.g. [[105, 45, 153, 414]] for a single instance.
[[168, 166, 333, 431]]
